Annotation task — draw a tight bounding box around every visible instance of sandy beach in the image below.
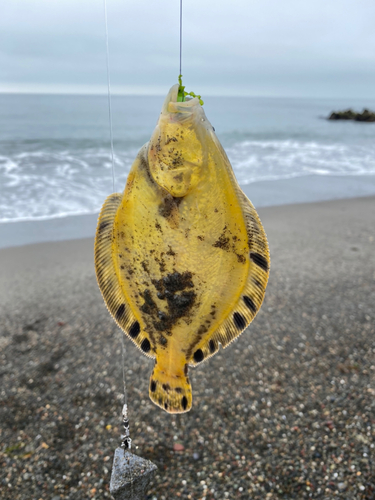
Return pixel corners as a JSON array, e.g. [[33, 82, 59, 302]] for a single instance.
[[0, 196, 374, 499]]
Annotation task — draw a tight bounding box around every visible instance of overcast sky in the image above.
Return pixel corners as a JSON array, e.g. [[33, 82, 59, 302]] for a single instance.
[[1, 0, 375, 97]]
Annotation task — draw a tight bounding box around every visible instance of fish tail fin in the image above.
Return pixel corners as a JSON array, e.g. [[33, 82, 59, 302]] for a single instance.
[[149, 363, 192, 414]]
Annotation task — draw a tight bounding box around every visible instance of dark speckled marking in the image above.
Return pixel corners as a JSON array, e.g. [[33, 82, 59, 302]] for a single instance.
[[115, 304, 126, 320], [150, 271, 196, 332], [193, 349, 204, 363], [253, 278, 263, 288], [181, 396, 188, 411], [98, 220, 109, 232], [243, 296, 257, 313], [150, 380, 157, 392], [141, 338, 151, 353], [159, 335, 167, 346], [129, 321, 140, 338], [250, 252, 269, 272], [175, 387, 183, 394], [233, 312, 246, 330], [162, 383, 170, 392], [164, 402, 168, 410], [209, 339, 216, 353]]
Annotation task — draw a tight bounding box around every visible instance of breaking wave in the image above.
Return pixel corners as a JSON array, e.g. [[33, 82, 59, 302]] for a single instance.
[[227, 139, 375, 185], [1, 140, 375, 222]]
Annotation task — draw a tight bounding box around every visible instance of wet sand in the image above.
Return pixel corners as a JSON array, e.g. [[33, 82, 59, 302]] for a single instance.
[[0, 196, 374, 499]]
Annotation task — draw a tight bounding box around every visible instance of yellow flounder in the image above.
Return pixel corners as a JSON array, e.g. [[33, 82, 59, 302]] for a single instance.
[[95, 84, 270, 413]]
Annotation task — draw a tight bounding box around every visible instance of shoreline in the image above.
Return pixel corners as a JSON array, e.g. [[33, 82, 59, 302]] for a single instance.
[[1, 173, 375, 249]]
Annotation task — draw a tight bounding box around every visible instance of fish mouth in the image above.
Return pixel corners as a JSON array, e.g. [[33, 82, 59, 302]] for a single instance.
[[165, 84, 200, 115]]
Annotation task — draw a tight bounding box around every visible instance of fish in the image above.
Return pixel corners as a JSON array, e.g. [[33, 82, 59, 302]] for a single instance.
[[94, 83, 270, 413]]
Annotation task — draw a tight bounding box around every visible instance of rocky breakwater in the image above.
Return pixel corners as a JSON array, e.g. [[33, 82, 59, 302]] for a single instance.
[[328, 108, 375, 122]]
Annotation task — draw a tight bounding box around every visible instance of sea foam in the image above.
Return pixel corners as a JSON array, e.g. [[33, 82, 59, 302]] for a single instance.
[[1, 140, 375, 222]]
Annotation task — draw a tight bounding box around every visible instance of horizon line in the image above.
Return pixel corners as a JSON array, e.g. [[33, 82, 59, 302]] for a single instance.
[[1, 90, 374, 101]]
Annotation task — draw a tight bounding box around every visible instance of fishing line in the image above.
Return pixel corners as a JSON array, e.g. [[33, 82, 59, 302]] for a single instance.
[[103, 0, 131, 451], [103, 0, 116, 194], [179, 0, 183, 76]]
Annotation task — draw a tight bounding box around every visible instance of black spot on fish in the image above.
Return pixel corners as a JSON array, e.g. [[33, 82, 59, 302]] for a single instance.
[[150, 380, 157, 392], [253, 278, 262, 288], [233, 312, 246, 330], [141, 260, 150, 273], [175, 387, 183, 394], [161, 271, 194, 292], [99, 221, 109, 232], [243, 296, 257, 313], [193, 349, 204, 363], [209, 340, 216, 353], [181, 396, 188, 411], [236, 253, 246, 264], [165, 135, 178, 145], [166, 245, 176, 256], [116, 304, 126, 320], [159, 335, 167, 346], [159, 195, 179, 219], [129, 321, 140, 339], [151, 271, 196, 331], [164, 402, 168, 410], [141, 338, 151, 353], [197, 324, 208, 336], [213, 233, 230, 251], [140, 289, 158, 315], [184, 364, 188, 376], [250, 252, 269, 272], [162, 383, 170, 392], [173, 172, 183, 182]]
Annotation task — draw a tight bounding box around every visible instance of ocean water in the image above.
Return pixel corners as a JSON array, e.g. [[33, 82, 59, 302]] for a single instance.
[[1, 93, 375, 222]]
